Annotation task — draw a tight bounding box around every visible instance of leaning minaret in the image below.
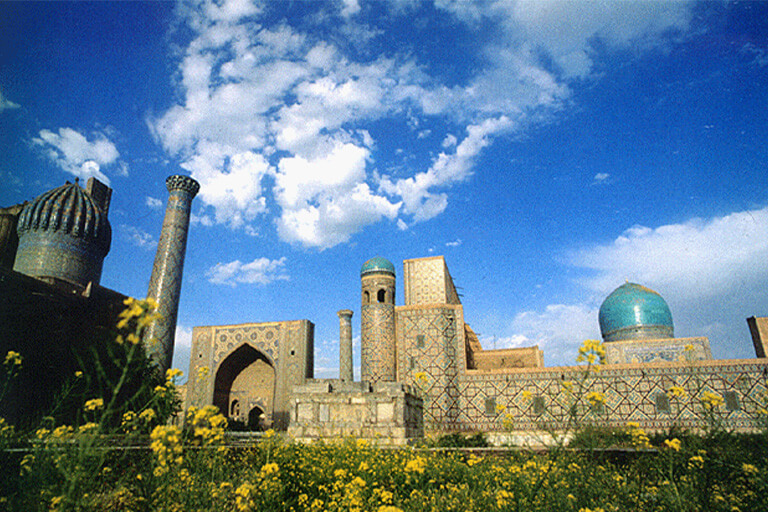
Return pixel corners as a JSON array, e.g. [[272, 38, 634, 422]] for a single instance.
[[337, 309, 354, 381], [360, 257, 396, 383], [144, 175, 200, 373]]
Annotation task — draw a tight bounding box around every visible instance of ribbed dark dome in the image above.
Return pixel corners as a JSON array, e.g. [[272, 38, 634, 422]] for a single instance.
[[17, 181, 111, 253]]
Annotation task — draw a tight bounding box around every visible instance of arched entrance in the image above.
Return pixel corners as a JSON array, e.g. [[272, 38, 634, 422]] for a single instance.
[[248, 405, 265, 430], [213, 344, 275, 428]]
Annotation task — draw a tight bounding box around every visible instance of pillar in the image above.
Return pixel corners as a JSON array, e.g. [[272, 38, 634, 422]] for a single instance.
[[338, 309, 354, 381], [144, 175, 200, 373]]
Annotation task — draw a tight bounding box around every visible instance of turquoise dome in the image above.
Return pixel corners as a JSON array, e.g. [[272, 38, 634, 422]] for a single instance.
[[360, 257, 395, 276], [598, 282, 674, 342]]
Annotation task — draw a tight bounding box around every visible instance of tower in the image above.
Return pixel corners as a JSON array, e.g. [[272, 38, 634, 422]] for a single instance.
[[360, 257, 396, 383], [337, 309, 354, 381], [144, 175, 200, 373]]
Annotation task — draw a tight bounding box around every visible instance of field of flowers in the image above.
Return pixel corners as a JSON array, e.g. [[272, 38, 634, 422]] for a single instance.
[[1, 298, 767, 511]]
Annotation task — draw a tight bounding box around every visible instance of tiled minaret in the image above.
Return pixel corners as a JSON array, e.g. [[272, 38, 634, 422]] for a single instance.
[[337, 309, 354, 381], [144, 175, 200, 373], [360, 257, 396, 383]]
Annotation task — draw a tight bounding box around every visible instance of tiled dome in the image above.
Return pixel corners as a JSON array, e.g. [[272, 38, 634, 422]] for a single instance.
[[360, 257, 395, 276], [598, 282, 674, 342]]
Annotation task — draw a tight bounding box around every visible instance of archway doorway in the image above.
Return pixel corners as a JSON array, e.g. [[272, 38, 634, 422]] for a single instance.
[[248, 405, 266, 430], [214, 344, 275, 428]]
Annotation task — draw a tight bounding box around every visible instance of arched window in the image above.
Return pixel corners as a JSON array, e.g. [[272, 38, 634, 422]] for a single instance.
[[363, 291, 370, 304], [377, 289, 386, 303], [230, 399, 240, 417]]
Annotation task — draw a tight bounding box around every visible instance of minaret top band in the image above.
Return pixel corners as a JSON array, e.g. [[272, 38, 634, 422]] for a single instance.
[[166, 175, 200, 196], [337, 309, 354, 318]]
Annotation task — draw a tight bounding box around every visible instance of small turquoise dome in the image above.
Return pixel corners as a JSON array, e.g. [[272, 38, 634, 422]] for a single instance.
[[361, 257, 395, 276], [599, 282, 674, 342]]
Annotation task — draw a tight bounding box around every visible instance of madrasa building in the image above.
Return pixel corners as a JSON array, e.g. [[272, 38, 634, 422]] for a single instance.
[[3, 178, 768, 443], [186, 255, 768, 444]]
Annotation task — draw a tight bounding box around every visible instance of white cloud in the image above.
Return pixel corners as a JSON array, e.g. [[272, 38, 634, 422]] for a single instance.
[[446, 238, 462, 247], [145, 196, 163, 210], [0, 92, 20, 112], [487, 303, 599, 366], [593, 172, 610, 184], [171, 324, 194, 382], [149, 0, 696, 249], [206, 256, 290, 286], [32, 127, 121, 184], [119, 224, 156, 250], [381, 116, 513, 222]]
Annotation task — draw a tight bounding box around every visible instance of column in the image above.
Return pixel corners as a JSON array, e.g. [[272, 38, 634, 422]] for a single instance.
[[144, 175, 200, 373], [338, 309, 354, 381]]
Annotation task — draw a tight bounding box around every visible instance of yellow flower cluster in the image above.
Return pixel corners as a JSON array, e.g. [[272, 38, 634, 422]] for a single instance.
[[404, 455, 427, 474], [626, 422, 651, 449], [116, 296, 161, 332], [166, 368, 183, 384], [576, 339, 606, 365], [585, 391, 605, 407], [235, 481, 256, 512], [701, 391, 724, 411], [187, 405, 228, 448], [149, 425, 183, 476], [663, 438, 681, 452], [667, 385, 686, 399], [3, 350, 22, 367], [83, 398, 104, 412]]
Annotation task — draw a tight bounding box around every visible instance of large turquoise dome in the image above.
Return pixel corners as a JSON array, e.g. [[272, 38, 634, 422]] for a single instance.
[[360, 257, 395, 276], [598, 282, 674, 342]]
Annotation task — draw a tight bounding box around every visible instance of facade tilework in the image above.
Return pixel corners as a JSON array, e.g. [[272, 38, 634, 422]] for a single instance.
[[403, 257, 460, 306], [396, 305, 465, 429], [187, 320, 313, 429], [455, 362, 768, 433], [361, 304, 396, 382]]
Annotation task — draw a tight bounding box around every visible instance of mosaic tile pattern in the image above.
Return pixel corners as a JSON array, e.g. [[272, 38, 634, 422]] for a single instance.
[[145, 175, 199, 373], [456, 361, 768, 433], [188, 320, 314, 429], [397, 305, 466, 428], [361, 273, 396, 383]]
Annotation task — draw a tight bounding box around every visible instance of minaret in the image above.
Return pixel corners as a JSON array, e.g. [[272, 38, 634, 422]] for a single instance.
[[360, 257, 396, 383], [337, 309, 354, 381], [144, 175, 200, 373]]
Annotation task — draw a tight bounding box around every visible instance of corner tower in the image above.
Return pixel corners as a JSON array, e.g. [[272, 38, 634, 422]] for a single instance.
[[360, 257, 396, 383]]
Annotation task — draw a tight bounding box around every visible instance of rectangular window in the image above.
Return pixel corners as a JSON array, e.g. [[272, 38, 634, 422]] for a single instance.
[[655, 392, 671, 414], [725, 391, 740, 412], [485, 397, 496, 416], [416, 334, 425, 348], [409, 356, 416, 370], [533, 395, 546, 416]]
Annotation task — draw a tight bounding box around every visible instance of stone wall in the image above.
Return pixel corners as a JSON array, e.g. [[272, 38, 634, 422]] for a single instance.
[[287, 380, 423, 445]]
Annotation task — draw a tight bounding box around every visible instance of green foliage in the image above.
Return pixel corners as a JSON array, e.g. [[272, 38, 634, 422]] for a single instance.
[[433, 431, 489, 448]]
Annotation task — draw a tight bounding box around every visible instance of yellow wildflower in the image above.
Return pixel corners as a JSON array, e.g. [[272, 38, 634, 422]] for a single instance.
[[84, 398, 104, 411], [3, 351, 22, 367], [667, 385, 686, 399], [701, 391, 724, 410], [139, 408, 156, 422], [742, 463, 759, 475], [404, 456, 427, 474], [74, 371, 83, 378], [585, 391, 605, 407], [663, 438, 681, 452]]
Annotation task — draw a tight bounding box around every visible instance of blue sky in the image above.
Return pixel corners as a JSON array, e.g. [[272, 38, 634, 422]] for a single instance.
[[2, 1, 767, 378]]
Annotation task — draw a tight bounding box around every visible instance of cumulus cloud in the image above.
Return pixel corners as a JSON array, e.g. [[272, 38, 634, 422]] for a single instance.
[[486, 303, 599, 366], [206, 256, 290, 286], [119, 224, 156, 250], [0, 92, 20, 112], [32, 127, 121, 184], [171, 324, 194, 382], [593, 172, 610, 184], [145, 196, 163, 210], [149, 0, 696, 248]]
